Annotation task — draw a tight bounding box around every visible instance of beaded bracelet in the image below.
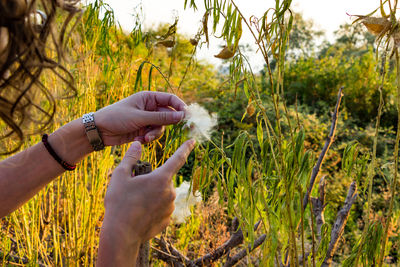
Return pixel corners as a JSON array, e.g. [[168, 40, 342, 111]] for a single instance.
[[42, 134, 77, 171]]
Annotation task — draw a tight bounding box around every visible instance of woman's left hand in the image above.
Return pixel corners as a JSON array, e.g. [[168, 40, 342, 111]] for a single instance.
[[94, 91, 186, 146]]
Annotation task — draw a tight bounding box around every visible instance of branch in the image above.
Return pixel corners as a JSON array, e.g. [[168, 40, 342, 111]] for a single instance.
[[192, 218, 246, 266], [321, 181, 357, 267], [153, 236, 192, 267], [153, 218, 266, 266], [134, 161, 153, 267], [310, 176, 327, 237], [137, 242, 150, 267], [223, 234, 267, 267], [285, 87, 344, 266], [302, 87, 344, 211]]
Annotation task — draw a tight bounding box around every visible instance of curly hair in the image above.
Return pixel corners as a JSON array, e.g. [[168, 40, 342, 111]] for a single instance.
[[0, 0, 81, 155]]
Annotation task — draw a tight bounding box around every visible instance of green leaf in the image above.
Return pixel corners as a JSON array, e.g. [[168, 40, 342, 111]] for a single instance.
[[342, 141, 359, 176], [257, 118, 264, 149], [148, 66, 153, 91]]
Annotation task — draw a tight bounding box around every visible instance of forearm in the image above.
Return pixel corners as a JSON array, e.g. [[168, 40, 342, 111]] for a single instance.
[[97, 217, 141, 266], [0, 119, 93, 218]]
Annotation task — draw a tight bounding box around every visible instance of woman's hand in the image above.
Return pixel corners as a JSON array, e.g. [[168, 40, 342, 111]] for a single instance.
[[97, 139, 195, 266], [94, 91, 186, 146]]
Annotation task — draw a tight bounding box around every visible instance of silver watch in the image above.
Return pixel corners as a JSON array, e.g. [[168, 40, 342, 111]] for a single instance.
[[82, 112, 105, 151]]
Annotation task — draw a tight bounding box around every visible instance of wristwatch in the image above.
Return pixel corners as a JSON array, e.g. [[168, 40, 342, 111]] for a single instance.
[[82, 112, 105, 151]]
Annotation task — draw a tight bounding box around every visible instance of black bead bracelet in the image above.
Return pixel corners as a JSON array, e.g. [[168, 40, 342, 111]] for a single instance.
[[42, 134, 76, 171]]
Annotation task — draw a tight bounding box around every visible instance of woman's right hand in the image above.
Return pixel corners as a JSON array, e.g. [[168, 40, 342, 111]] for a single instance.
[[97, 139, 195, 266]]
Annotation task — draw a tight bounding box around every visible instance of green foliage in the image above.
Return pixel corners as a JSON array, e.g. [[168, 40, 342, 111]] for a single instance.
[[343, 222, 383, 266], [283, 47, 397, 127]]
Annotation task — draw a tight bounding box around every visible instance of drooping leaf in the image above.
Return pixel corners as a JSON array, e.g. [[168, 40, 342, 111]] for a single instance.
[[234, 16, 242, 49], [203, 11, 209, 46]]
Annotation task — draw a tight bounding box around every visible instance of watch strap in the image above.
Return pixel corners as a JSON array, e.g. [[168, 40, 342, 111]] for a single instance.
[[82, 112, 105, 151]]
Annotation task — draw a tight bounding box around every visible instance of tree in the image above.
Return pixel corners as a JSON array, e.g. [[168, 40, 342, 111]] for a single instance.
[[287, 12, 324, 58]]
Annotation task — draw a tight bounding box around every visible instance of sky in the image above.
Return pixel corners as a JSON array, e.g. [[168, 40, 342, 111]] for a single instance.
[[91, 0, 381, 71]]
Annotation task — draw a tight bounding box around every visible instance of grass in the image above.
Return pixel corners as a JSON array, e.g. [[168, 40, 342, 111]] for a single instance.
[[0, 1, 201, 265]]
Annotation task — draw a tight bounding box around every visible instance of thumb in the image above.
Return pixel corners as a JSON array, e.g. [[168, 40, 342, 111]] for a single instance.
[[118, 141, 142, 174], [140, 110, 185, 126]]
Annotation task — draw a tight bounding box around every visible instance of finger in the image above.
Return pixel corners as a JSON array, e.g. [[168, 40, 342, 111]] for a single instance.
[[140, 110, 184, 126], [165, 201, 175, 217], [118, 141, 142, 175], [157, 106, 175, 112], [144, 126, 164, 143], [132, 125, 164, 143], [160, 217, 172, 231], [154, 139, 196, 178], [133, 136, 145, 143], [144, 91, 187, 111]]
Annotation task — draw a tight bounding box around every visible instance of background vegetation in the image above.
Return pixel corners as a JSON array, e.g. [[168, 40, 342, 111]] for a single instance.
[[1, 0, 400, 266]]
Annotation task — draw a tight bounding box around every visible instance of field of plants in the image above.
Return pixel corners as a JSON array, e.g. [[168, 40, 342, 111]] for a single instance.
[[1, 0, 400, 266]]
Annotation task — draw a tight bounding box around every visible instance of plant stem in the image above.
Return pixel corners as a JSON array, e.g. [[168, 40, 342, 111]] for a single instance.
[[300, 190, 306, 267], [309, 195, 316, 267], [378, 48, 400, 267], [353, 50, 386, 266]]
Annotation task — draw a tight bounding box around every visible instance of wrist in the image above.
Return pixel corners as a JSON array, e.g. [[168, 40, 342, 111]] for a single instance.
[[98, 217, 141, 266], [48, 119, 93, 166]]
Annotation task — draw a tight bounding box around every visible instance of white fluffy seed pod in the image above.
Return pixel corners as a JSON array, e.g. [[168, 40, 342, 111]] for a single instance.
[[183, 103, 218, 143], [172, 181, 202, 224]]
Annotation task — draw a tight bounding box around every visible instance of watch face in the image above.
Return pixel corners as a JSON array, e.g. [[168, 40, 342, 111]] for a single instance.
[[82, 113, 95, 124]]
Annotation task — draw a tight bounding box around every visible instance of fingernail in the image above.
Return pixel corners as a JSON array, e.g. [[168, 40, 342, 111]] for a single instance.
[[188, 139, 196, 148], [174, 111, 184, 122], [131, 141, 141, 150], [133, 137, 144, 144]]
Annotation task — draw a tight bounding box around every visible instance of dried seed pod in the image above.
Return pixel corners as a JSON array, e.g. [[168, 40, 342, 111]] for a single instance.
[[157, 39, 175, 48], [359, 16, 391, 35], [190, 38, 199, 46], [214, 46, 235, 59], [246, 102, 255, 117]]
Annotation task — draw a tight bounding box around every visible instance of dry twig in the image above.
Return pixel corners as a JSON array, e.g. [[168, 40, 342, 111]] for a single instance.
[[321, 181, 357, 267], [310, 176, 327, 237], [153, 236, 191, 267], [223, 234, 267, 267], [302, 87, 344, 210], [152, 218, 266, 266], [134, 161, 153, 267], [285, 87, 344, 266]]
